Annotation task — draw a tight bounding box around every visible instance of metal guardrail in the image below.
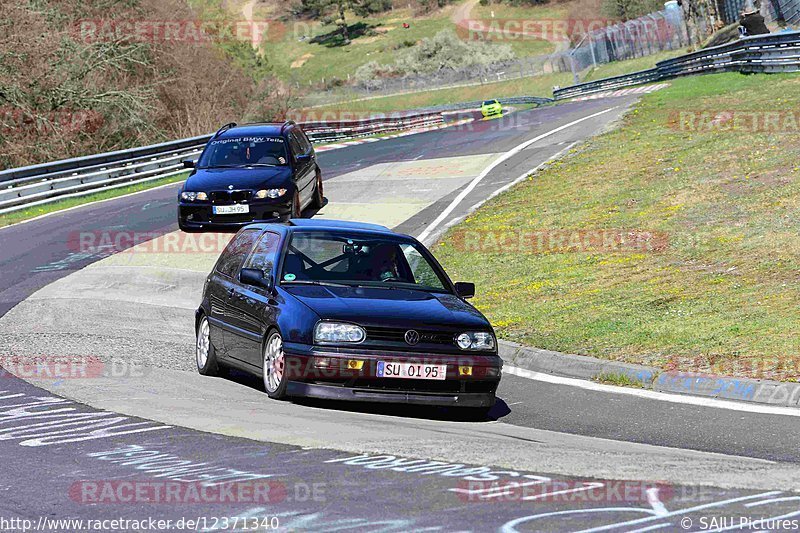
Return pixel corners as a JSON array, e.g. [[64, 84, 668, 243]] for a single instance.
[[552, 68, 661, 100], [415, 96, 553, 114], [1, 97, 543, 216], [553, 30, 800, 100], [299, 111, 445, 143]]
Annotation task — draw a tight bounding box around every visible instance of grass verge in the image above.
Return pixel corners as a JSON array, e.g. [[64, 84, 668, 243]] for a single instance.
[[435, 72, 800, 381], [303, 71, 572, 113], [0, 173, 189, 229]]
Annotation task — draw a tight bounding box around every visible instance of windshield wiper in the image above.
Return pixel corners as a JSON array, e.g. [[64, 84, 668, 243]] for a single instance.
[[369, 283, 448, 294], [197, 164, 281, 169], [282, 280, 355, 288]]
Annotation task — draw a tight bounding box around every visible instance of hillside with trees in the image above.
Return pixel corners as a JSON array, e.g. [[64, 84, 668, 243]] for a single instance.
[[0, 0, 294, 168]]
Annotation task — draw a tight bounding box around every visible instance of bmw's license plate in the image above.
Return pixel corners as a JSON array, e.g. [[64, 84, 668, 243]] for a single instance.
[[213, 204, 249, 215], [377, 361, 446, 380]]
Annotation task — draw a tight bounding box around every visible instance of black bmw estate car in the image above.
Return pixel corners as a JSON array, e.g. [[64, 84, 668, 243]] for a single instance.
[[195, 219, 502, 413], [178, 122, 323, 231]]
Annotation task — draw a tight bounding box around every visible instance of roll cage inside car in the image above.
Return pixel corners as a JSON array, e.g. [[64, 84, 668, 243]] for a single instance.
[[272, 230, 459, 295]]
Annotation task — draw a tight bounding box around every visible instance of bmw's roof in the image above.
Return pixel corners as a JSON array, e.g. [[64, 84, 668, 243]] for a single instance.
[[217, 123, 289, 138]]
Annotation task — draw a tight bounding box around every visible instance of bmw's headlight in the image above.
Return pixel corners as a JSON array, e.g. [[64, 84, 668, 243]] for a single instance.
[[455, 332, 495, 351], [314, 322, 365, 344], [255, 188, 287, 199], [181, 191, 207, 201]]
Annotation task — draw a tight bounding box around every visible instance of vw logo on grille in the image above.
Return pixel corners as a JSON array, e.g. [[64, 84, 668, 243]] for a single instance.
[[228, 185, 234, 190], [404, 330, 420, 346]]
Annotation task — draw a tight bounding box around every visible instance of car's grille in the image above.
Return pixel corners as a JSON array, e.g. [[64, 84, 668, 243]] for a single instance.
[[210, 190, 251, 204], [363, 326, 457, 346]]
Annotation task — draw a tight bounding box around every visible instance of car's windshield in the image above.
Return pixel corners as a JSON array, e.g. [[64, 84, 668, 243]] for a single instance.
[[197, 136, 289, 168], [280, 232, 450, 292], [483, 100, 497, 106]]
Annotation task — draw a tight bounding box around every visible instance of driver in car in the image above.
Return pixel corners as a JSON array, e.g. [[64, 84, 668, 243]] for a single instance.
[[354, 244, 405, 282]]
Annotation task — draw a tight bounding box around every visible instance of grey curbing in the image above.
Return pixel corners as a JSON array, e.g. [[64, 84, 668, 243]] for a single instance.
[[653, 372, 800, 407], [498, 339, 800, 408], [498, 340, 658, 386]]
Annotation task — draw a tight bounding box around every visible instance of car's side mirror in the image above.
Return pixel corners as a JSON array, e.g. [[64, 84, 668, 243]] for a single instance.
[[295, 153, 312, 164], [240, 268, 274, 292], [455, 282, 475, 299], [182, 160, 196, 169]]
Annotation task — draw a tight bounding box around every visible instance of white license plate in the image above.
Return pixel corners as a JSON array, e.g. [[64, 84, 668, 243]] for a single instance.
[[377, 361, 446, 381], [213, 204, 249, 215]]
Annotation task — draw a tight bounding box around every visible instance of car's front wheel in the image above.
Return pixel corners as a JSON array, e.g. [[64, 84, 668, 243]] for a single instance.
[[196, 316, 221, 376], [263, 330, 288, 399]]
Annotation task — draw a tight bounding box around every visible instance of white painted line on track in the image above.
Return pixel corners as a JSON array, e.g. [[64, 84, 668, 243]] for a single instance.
[[416, 106, 619, 243], [504, 365, 800, 418], [468, 141, 578, 212]]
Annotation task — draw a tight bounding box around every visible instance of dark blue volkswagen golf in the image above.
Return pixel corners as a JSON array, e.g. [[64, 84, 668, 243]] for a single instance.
[[195, 219, 502, 414], [178, 122, 323, 231]]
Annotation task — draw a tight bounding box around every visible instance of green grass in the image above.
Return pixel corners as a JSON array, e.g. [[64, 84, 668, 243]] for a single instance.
[[265, 12, 451, 85], [260, 3, 554, 85], [593, 372, 646, 388], [470, 0, 566, 58], [303, 71, 572, 113], [0, 173, 188, 228], [472, 2, 571, 21], [463, 1, 560, 58], [434, 72, 800, 381], [582, 49, 688, 82]]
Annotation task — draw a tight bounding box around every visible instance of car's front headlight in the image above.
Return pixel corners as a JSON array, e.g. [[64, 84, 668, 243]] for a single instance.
[[181, 191, 207, 202], [314, 322, 365, 344], [455, 332, 495, 351], [255, 188, 287, 199]]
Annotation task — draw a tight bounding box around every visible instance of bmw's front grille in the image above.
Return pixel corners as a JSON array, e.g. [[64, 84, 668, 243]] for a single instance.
[[210, 190, 251, 204]]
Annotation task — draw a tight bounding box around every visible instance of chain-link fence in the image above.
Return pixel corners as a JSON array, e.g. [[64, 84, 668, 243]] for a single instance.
[[774, 0, 800, 23], [568, 8, 689, 74]]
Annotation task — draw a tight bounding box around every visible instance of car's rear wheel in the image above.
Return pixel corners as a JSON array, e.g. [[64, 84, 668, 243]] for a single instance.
[[311, 169, 324, 209], [196, 316, 221, 376], [263, 330, 288, 399]]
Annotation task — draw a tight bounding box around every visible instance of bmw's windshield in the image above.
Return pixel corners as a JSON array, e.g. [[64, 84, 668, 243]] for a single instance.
[[281, 232, 451, 293], [197, 136, 289, 168]]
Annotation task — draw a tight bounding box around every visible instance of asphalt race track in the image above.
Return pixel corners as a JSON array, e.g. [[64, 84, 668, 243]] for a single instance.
[[3, 95, 800, 531]]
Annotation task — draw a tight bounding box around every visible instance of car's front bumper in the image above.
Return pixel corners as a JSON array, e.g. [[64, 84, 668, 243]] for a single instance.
[[282, 345, 502, 408], [178, 198, 293, 229], [286, 381, 495, 407]]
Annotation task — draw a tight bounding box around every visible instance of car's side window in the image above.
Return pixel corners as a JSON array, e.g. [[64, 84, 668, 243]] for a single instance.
[[297, 129, 313, 154], [215, 229, 260, 279], [244, 231, 281, 276], [287, 131, 304, 160]]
